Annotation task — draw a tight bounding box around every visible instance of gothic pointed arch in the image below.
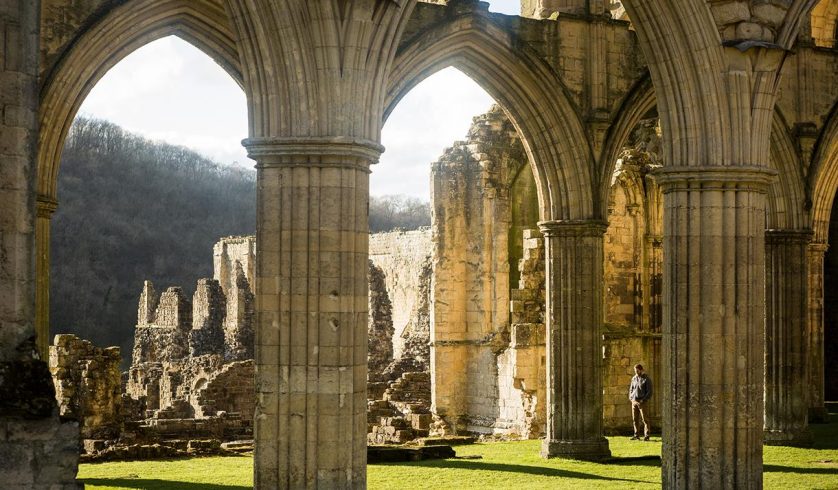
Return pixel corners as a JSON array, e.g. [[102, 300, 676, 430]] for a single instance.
[[809, 97, 838, 242], [38, 0, 241, 202], [385, 10, 595, 221]]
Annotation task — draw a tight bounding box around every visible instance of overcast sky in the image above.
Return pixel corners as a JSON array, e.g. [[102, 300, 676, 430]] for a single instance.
[[77, 0, 520, 200]]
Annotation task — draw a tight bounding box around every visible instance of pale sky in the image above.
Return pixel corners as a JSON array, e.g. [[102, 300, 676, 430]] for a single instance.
[[76, 0, 520, 200]]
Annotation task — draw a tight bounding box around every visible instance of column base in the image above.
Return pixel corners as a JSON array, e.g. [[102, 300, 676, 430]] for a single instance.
[[764, 429, 814, 447], [541, 438, 611, 461], [809, 407, 830, 424]]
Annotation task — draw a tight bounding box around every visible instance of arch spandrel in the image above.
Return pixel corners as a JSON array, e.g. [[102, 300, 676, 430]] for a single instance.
[[386, 9, 596, 222], [38, 0, 241, 201]]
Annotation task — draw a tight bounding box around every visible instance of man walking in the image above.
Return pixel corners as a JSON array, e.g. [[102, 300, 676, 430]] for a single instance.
[[629, 363, 652, 441]]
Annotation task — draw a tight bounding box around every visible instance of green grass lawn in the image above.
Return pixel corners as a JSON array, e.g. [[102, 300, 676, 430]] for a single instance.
[[79, 416, 838, 490]]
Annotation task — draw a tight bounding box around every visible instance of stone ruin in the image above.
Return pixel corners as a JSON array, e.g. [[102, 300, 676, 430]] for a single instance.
[[49, 236, 258, 460], [49, 108, 667, 458]]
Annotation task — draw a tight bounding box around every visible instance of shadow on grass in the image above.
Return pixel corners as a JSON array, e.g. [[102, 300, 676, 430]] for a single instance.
[[80, 478, 250, 490], [385, 459, 656, 484], [764, 464, 838, 475], [604, 455, 662, 467], [810, 408, 838, 450]]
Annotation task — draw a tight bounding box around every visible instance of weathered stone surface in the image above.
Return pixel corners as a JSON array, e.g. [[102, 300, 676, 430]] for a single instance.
[[190, 279, 226, 357], [368, 261, 394, 378], [49, 334, 122, 439]]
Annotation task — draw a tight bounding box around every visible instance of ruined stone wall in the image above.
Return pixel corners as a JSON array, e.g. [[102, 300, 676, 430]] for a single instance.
[[214, 236, 256, 295], [195, 360, 255, 422], [50, 334, 123, 440], [430, 106, 533, 434], [130, 283, 191, 366], [214, 237, 255, 361], [369, 229, 432, 359], [496, 229, 546, 438], [368, 261, 394, 378], [190, 279, 226, 357]]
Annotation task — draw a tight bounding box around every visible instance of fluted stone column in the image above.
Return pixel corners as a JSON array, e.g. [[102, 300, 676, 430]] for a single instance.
[[247, 138, 379, 489], [35, 196, 58, 359], [656, 166, 774, 489], [540, 220, 610, 460], [807, 242, 828, 423], [764, 230, 812, 446]]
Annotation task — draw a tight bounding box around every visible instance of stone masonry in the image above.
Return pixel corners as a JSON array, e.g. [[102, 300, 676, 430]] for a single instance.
[[50, 334, 122, 440]]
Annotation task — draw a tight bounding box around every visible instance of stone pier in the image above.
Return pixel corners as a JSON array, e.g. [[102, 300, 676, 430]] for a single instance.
[[0, 2, 80, 487], [764, 230, 813, 445], [540, 220, 610, 460], [808, 242, 828, 423], [656, 167, 774, 488], [246, 139, 380, 488]]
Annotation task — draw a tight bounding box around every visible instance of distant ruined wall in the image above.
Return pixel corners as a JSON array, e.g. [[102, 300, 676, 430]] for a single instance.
[[214, 236, 256, 361], [124, 237, 257, 432], [369, 229, 432, 360], [368, 261, 394, 378], [214, 236, 256, 295]]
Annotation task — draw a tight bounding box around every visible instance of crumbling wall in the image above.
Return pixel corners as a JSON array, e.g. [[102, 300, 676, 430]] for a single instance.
[[369, 229, 433, 359], [368, 261, 394, 378], [223, 262, 255, 361], [496, 229, 546, 439], [131, 283, 191, 365], [50, 334, 123, 440], [196, 360, 256, 422], [214, 236, 256, 295], [190, 279, 226, 357], [430, 105, 530, 434]]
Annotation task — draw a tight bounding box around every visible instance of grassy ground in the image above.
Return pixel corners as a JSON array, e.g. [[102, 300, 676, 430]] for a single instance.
[[79, 412, 838, 490]]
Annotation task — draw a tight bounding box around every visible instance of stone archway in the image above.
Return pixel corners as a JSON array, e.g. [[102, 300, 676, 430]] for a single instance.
[[386, 10, 595, 222], [385, 4, 615, 460], [34, 0, 242, 356]]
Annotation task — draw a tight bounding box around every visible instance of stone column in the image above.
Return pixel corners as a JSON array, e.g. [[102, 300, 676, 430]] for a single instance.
[[807, 242, 828, 423], [246, 138, 379, 489], [764, 230, 813, 445], [0, 2, 80, 488], [540, 220, 610, 460], [35, 195, 58, 359], [656, 166, 774, 489]]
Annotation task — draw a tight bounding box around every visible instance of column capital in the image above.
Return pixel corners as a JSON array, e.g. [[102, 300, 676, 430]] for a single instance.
[[537, 219, 607, 237], [243, 136, 384, 171], [652, 165, 778, 193], [35, 195, 58, 219], [765, 229, 814, 244], [809, 241, 829, 254]]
